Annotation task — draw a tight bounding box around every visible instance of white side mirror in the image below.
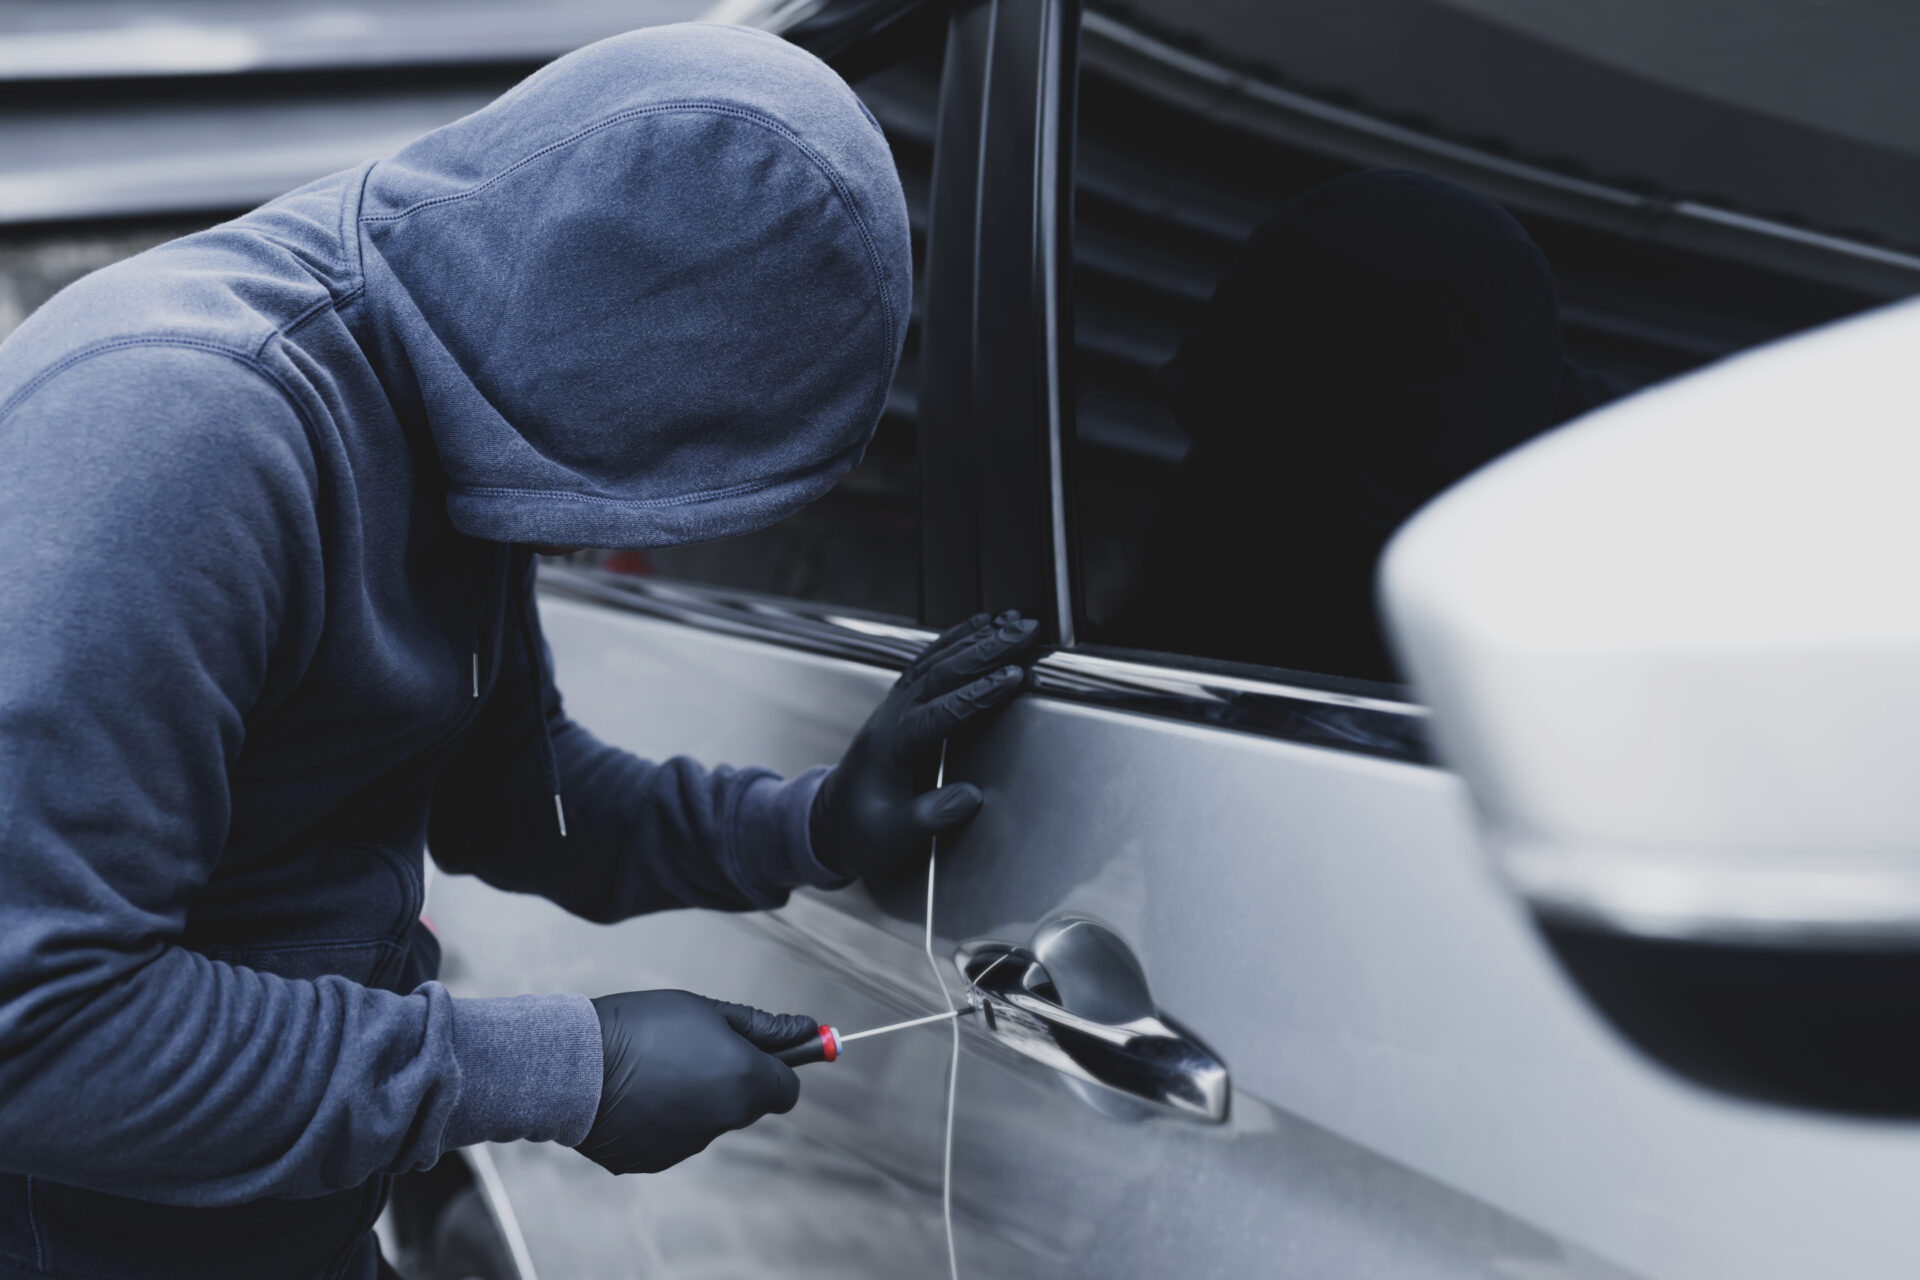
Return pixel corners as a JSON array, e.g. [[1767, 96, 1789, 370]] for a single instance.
[[1381, 298, 1920, 950]]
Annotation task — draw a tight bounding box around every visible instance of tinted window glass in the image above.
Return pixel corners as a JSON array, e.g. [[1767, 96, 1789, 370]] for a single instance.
[[1103, 0, 1920, 261], [1069, 5, 1906, 684], [587, 47, 940, 621]]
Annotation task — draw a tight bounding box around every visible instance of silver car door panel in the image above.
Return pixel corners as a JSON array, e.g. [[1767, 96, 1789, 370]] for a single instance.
[[436, 581, 1920, 1279], [949, 1041, 1639, 1280], [938, 694, 1920, 1280]]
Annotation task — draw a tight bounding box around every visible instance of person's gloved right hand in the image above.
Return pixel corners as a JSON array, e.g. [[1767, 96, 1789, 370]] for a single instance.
[[575, 990, 815, 1175]]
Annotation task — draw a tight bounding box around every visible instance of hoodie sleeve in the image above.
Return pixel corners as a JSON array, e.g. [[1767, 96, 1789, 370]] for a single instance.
[[427, 565, 848, 923], [0, 348, 601, 1206]]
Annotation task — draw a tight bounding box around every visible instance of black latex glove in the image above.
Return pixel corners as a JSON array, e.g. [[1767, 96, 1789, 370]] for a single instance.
[[810, 610, 1041, 880], [576, 990, 816, 1175]]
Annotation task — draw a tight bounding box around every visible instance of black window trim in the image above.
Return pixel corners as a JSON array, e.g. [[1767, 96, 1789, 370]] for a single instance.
[[539, 564, 1434, 765], [916, 0, 1078, 637]]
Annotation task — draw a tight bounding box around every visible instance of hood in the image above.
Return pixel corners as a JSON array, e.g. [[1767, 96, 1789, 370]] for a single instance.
[[356, 22, 913, 549]]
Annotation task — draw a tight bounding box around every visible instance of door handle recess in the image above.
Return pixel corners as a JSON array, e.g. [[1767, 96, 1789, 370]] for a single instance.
[[955, 939, 1229, 1123]]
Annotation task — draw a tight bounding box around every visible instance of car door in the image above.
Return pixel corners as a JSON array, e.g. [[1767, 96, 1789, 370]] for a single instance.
[[421, 12, 981, 1276], [922, 3, 1920, 1279]]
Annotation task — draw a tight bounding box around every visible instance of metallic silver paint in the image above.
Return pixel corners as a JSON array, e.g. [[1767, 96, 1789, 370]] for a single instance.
[[934, 693, 1920, 1279], [423, 594, 1920, 1278]]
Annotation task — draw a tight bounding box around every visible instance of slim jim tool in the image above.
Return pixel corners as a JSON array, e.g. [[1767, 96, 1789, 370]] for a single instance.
[[774, 1006, 974, 1065]]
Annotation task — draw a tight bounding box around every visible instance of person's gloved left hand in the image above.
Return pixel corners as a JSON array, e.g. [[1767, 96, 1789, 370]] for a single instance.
[[810, 610, 1041, 881]]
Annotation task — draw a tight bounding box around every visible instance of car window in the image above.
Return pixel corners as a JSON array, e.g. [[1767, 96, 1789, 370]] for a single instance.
[[1067, 3, 1914, 685], [1105, 0, 1920, 264], [584, 45, 941, 623]]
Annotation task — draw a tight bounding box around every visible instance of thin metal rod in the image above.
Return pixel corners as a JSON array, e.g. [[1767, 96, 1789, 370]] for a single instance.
[[924, 739, 962, 1280], [838, 1007, 970, 1044]]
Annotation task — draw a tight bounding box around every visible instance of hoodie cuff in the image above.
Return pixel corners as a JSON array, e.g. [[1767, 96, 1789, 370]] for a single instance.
[[738, 765, 852, 893], [446, 993, 603, 1150]]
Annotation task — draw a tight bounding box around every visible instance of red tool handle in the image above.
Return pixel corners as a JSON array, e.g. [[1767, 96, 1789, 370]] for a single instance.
[[774, 1025, 840, 1066]]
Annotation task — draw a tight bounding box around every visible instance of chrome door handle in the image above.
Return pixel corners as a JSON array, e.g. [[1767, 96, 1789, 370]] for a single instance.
[[955, 939, 1229, 1123]]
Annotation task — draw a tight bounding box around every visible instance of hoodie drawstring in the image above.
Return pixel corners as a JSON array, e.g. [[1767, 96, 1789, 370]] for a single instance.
[[517, 554, 567, 838], [468, 608, 482, 700], [463, 551, 483, 700]]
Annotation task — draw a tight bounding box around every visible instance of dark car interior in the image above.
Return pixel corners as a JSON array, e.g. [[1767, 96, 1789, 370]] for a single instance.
[[1065, 5, 1909, 683]]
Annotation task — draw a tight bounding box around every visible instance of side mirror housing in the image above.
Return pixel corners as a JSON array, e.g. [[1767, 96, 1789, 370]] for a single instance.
[[1380, 298, 1920, 1112]]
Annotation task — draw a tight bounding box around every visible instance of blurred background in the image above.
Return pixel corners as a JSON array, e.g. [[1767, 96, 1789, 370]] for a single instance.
[[0, 1, 739, 335], [0, 0, 950, 619]]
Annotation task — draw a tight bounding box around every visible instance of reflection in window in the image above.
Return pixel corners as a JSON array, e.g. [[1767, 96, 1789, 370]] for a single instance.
[[1069, 31, 1887, 684], [1113, 169, 1617, 681]]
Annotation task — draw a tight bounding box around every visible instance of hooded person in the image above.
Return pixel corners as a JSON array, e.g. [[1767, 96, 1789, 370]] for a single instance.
[[1120, 168, 1620, 681], [0, 23, 1038, 1279]]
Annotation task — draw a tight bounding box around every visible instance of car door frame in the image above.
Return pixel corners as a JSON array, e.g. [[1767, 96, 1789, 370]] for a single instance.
[[915, 0, 1435, 760], [916, 0, 1078, 642]]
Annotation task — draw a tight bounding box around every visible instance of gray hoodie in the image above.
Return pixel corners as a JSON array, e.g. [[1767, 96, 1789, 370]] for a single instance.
[[0, 23, 909, 1278]]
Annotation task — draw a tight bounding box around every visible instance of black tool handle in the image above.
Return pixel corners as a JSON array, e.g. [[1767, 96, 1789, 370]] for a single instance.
[[775, 1025, 840, 1066]]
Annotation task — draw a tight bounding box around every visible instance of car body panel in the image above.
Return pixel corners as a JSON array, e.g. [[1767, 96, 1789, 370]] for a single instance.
[[933, 692, 1920, 1279], [428, 592, 1920, 1279]]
